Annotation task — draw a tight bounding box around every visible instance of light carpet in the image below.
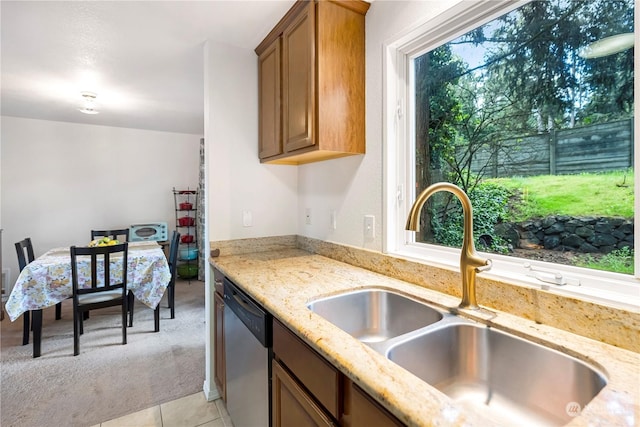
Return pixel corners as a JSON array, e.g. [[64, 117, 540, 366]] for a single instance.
[[1, 279, 206, 427]]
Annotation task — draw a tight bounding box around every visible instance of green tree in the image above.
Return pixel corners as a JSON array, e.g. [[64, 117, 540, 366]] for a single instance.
[[579, 0, 634, 123], [414, 46, 465, 240], [420, 0, 634, 188], [487, 1, 584, 131], [414, 0, 634, 249], [415, 46, 465, 189], [484, 0, 634, 129]]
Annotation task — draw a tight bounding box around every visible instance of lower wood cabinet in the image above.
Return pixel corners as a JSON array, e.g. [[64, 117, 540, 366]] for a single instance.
[[272, 359, 336, 427], [272, 318, 405, 427], [342, 380, 405, 427], [273, 318, 340, 417]]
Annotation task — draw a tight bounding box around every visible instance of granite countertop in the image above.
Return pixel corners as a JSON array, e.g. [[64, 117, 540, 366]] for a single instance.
[[211, 248, 639, 427]]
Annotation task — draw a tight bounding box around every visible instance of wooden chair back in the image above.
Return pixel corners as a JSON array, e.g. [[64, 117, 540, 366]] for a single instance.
[[168, 231, 180, 281], [70, 243, 128, 296], [91, 228, 130, 242], [14, 237, 37, 344], [15, 237, 35, 271], [166, 231, 181, 319]]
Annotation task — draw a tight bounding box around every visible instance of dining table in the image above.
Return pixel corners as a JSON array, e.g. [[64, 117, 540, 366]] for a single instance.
[[5, 241, 171, 357]]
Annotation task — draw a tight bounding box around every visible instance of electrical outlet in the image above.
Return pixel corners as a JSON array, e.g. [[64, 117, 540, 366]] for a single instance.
[[364, 215, 375, 239], [305, 208, 312, 225]]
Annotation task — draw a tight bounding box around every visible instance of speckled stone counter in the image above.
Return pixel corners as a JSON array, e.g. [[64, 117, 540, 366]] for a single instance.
[[211, 246, 639, 426], [213, 236, 640, 353]]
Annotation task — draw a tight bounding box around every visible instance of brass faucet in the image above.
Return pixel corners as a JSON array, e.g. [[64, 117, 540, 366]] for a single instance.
[[405, 182, 492, 310]]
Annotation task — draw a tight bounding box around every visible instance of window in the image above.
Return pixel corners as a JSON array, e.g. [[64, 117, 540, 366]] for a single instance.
[[384, 0, 639, 308]]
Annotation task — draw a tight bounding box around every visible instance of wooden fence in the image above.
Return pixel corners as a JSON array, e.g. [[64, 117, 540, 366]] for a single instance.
[[465, 118, 634, 177]]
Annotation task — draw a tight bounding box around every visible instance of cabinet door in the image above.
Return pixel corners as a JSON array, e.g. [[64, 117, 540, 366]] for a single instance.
[[272, 359, 336, 427], [214, 291, 226, 401], [273, 319, 340, 418], [342, 379, 405, 427], [282, 0, 315, 152], [258, 37, 282, 159]]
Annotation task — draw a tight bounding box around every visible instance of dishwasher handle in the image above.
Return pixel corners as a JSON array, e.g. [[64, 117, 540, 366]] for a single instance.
[[228, 287, 263, 318], [223, 277, 271, 347]]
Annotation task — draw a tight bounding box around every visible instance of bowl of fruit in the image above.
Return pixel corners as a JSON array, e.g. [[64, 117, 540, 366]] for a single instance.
[[88, 237, 120, 247]]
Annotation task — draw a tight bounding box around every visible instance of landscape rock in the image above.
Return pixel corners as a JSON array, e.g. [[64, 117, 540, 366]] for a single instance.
[[507, 216, 633, 254]]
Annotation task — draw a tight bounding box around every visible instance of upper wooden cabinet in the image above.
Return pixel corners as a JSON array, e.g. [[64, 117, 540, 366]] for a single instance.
[[255, 0, 370, 165], [258, 37, 282, 159]]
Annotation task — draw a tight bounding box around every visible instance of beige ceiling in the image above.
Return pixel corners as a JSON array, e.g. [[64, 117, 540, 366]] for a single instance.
[[0, 1, 295, 134]]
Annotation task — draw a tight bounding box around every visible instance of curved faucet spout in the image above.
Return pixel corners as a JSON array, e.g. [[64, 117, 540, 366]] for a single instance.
[[405, 182, 492, 309]]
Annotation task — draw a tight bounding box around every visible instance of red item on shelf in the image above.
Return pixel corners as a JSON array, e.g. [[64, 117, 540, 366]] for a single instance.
[[178, 216, 195, 227], [181, 234, 194, 243], [179, 202, 193, 210]]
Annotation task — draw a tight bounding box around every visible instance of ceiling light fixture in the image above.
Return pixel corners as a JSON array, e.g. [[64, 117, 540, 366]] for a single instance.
[[579, 33, 635, 59], [78, 91, 99, 114]]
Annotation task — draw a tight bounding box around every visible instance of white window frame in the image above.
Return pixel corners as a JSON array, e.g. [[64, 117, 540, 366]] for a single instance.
[[383, 0, 640, 310]]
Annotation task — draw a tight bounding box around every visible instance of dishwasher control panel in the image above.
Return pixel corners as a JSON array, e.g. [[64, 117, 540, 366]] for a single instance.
[[223, 277, 272, 347]]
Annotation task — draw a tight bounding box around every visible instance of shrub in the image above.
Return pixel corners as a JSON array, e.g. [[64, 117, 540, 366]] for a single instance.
[[431, 181, 511, 253]]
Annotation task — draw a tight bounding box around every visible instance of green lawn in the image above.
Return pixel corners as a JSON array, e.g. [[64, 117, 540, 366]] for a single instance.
[[486, 170, 634, 221]]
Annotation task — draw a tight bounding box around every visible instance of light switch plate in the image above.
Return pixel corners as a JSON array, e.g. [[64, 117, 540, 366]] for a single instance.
[[242, 210, 252, 227]]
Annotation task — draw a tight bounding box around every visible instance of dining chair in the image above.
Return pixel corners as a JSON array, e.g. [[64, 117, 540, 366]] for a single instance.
[[70, 243, 129, 356], [167, 230, 181, 319], [15, 237, 65, 345], [90, 228, 130, 242], [90, 228, 130, 323], [15, 238, 35, 345]]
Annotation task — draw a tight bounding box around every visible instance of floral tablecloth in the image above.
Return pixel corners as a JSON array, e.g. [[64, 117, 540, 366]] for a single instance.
[[6, 241, 171, 322]]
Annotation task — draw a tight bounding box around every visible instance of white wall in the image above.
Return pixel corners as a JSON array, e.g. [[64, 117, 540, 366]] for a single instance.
[[1, 116, 200, 288], [202, 40, 298, 401], [204, 41, 297, 242]]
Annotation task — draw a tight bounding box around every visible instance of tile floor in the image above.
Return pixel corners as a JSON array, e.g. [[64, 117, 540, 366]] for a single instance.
[[92, 392, 233, 427]]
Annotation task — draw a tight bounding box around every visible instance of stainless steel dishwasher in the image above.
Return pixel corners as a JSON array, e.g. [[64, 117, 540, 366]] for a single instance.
[[223, 277, 272, 427]]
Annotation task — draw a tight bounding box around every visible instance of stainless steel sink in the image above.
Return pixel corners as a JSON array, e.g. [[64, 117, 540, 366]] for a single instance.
[[307, 288, 443, 344], [307, 288, 607, 425], [386, 322, 607, 426]]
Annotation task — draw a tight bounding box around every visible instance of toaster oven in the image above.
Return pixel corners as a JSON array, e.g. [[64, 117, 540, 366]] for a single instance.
[[129, 222, 168, 242]]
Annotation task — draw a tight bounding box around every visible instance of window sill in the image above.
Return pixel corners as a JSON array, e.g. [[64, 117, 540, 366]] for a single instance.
[[394, 245, 640, 312]]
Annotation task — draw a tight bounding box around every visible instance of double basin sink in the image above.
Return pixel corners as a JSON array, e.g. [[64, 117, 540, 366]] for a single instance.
[[307, 288, 607, 426]]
